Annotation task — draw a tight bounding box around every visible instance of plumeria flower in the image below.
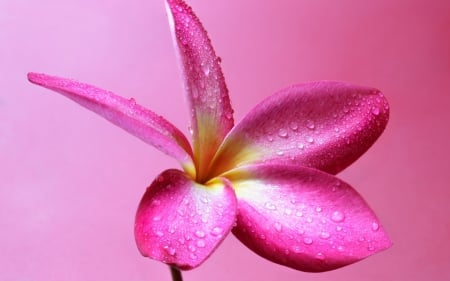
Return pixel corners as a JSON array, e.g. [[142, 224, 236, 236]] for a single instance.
[[28, 0, 391, 273]]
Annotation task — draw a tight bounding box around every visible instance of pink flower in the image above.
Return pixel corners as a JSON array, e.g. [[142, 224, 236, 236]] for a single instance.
[[28, 0, 391, 272]]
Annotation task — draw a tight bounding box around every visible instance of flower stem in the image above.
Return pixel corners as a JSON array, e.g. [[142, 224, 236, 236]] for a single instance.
[[170, 266, 183, 281]]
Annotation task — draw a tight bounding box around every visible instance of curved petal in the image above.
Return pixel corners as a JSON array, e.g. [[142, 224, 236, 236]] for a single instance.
[[210, 81, 389, 177], [134, 169, 237, 270], [28, 72, 195, 174], [166, 0, 234, 181], [226, 164, 391, 272]]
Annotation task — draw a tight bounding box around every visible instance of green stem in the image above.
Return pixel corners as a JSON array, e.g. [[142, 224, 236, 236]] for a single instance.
[[170, 266, 183, 281]]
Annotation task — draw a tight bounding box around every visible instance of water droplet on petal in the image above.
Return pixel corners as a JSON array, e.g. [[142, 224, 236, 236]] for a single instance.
[[331, 211, 345, 222], [195, 230, 206, 238], [289, 121, 299, 131], [152, 215, 161, 222], [371, 222, 379, 231], [274, 222, 282, 232], [190, 253, 198, 260], [201, 63, 210, 76], [371, 107, 380, 116], [315, 207, 322, 213], [306, 136, 314, 144], [316, 252, 325, 260], [188, 244, 196, 252], [284, 209, 292, 216], [278, 128, 288, 138], [306, 120, 315, 130], [320, 232, 331, 239], [264, 202, 277, 210], [196, 240, 206, 248], [211, 227, 223, 236], [164, 246, 176, 256], [303, 237, 313, 245]]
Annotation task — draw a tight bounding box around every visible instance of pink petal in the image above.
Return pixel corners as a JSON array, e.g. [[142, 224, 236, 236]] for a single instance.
[[28, 72, 195, 173], [166, 0, 234, 181], [226, 164, 391, 272], [134, 169, 237, 270], [210, 81, 389, 177]]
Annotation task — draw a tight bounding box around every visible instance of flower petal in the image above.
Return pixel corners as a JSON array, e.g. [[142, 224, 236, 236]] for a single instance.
[[166, 0, 234, 181], [210, 81, 389, 177], [134, 169, 237, 270], [226, 164, 391, 272], [28, 72, 195, 174]]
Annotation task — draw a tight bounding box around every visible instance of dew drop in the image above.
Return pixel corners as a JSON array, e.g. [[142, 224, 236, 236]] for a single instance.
[[201, 63, 210, 76], [264, 202, 277, 210], [152, 215, 161, 222], [225, 111, 233, 120], [289, 121, 299, 131], [284, 209, 292, 216], [331, 211, 345, 222], [196, 240, 206, 248], [371, 107, 380, 116], [298, 143, 305, 150], [276, 150, 284, 156], [303, 237, 313, 245], [337, 245, 344, 252], [189, 253, 198, 260], [211, 227, 223, 236], [315, 207, 322, 213], [320, 232, 331, 239], [188, 244, 196, 252], [316, 252, 325, 260], [371, 222, 379, 231], [164, 246, 176, 256], [306, 120, 315, 130], [306, 136, 314, 144], [195, 230, 206, 238], [278, 128, 288, 138], [295, 211, 303, 217], [274, 222, 282, 232], [336, 226, 343, 232]]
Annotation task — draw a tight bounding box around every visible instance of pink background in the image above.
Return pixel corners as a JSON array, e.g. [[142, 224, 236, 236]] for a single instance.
[[1, 0, 449, 280]]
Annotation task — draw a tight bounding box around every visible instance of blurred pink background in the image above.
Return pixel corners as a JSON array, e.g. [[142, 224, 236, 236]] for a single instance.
[[1, 0, 449, 280]]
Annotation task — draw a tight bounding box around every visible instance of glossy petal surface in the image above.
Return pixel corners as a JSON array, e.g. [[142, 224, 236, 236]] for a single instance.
[[28, 72, 194, 173], [227, 164, 391, 272], [211, 82, 389, 177], [134, 169, 237, 270], [166, 0, 234, 181]]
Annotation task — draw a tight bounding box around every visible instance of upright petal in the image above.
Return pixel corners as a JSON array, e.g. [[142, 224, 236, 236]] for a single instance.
[[210, 81, 389, 177], [134, 169, 237, 270], [166, 0, 234, 181], [28, 72, 195, 174], [226, 164, 391, 272]]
